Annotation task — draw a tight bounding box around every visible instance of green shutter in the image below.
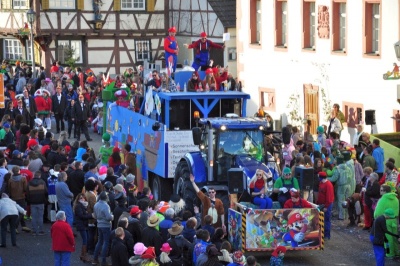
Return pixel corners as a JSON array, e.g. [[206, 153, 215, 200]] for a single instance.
[[1, 0, 12, 9], [77, 0, 84, 10], [114, 0, 121, 11], [147, 0, 155, 12], [42, 0, 49, 10]]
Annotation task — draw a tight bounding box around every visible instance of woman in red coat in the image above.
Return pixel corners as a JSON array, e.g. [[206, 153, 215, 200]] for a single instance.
[[34, 89, 52, 130], [51, 210, 75, 266]]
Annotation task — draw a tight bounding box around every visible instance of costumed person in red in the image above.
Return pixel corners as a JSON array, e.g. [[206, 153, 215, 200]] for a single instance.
[[317, 171, 334, 240], [212, 66, 228, 91], [184, 32, 225, 71], [202, 68, 216, 91], [284, 189, 316, 209], [249, 169, 273, 209], [269, 246, 287, 266], [164, 26, 179, 73], [51, 210, 75, 265], [113, 88, 130, 108], [34, 89, 52, 130]]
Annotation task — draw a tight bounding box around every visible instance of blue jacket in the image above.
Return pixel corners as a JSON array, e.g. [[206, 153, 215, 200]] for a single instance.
[[93, 200, 113, 228], [372, 146, 384, 173], [55, 181, 73, 205]]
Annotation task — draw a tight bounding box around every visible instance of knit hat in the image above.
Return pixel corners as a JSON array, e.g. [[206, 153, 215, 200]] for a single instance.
[[75, 147, 86, 162], [384, 208, 395, 218], [102, 133, 110, 142], [126, 174, 135, 183], [134, 243, 147, 255], [317, 126, 324, 134], [3, 123, 10, 129], [98, 166, 107, 175]]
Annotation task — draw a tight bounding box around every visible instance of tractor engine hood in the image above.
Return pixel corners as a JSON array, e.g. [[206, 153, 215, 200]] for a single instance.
[[234, 154, 271, 178]]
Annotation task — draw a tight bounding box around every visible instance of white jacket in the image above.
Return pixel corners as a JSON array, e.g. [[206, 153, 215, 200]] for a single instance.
[[0, 198, 26, 221]]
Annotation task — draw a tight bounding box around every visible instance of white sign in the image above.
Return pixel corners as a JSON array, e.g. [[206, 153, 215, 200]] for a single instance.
[[223, 33, 230, 42], [165, 130, 199, 177]]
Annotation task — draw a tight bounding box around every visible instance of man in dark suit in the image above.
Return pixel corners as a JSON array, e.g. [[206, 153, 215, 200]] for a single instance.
[[51, 86, 68, 133], [22, 88, 38, 128], [13, 98, 30, 125], [72, 94, 92, 141]]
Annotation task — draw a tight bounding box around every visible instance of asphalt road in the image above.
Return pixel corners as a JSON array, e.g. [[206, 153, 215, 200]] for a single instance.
[[1, 126, 400, 265]]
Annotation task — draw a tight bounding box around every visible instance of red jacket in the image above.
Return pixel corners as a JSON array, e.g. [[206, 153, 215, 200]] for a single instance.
[[35, 96, 52, 112], [317, 180, 335, 206], [284, 198, 313, 209], [51, 220, 75, 252], [188, 39, 223, 54]]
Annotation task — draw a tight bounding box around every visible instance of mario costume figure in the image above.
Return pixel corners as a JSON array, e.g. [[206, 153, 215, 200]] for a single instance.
[[185, 32, 225, 71], [283, 212, 308, 247], [114, 89, 129, 108], [164, 26, 179, 73]]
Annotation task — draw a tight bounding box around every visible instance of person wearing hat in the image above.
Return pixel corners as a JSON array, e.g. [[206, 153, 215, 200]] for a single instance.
[[157, 242, 172, 266], [0, 123, 14, 146], [284, 188, 315, 209], [164, 26, 179, 73], [51, 85, 67, 134], [126, 205, 142, 244], [113, 191, 129, 229], [165, 222, 192, 265], [227, 250, 246, 266], [113, 89, 130, 108], [373, 184, 399, 258], [370, 208, 400, 266], [142, 215, 163, 257], [316, 171, 334, 239], [202, 244, 223, 266], [129, 242, 147, 266], [184, 32, 225, 71], [317, 125, 326, 149], [92, 191, 114, 265], [108, 147, 122, 173], [141, 246, 158, 265], [168, 194, 185, 218], [72, 93, 92, 142], [273, 167, 300, 207], [328, 155, 354, 221], [124, 173, 138, 206], [98, 133, 113, 166], [269, 246, 287, 266], [84, 163, 99, 183], [34, 88, 53, 130]]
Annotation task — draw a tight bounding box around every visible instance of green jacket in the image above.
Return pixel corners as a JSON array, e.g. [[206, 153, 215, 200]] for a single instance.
[[374, 192, 399, 219]]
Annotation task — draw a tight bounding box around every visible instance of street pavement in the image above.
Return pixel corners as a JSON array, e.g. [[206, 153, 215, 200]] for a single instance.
[[1, 126, 400, 265]]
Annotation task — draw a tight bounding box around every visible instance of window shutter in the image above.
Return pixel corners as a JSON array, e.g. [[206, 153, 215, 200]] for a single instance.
[[147, 0, 155, 12], [1, 0, 12, 9], [24, 0, 29, 9], [42, 0, 49, 10], [114, 0, 121, 11], [77, 0, 84, 10]]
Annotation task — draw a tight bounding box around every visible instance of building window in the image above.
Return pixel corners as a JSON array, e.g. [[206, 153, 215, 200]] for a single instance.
[[303, 0, 316, 50], [57, 40, 82, 64], [250, 0, 261, 44], [3, 39, 23, 60], [332, 1, 346, 52], [228, 48, 237, 61], [13, 0, 28, 8], [363, 1, 381, 56], [49, 0, 75, 9], [135, 40, 151, 61], [121, 0, 145, 10], [26, 39, 32, 62], [259, 88, 276, 112], [275, 0, 288, 48]]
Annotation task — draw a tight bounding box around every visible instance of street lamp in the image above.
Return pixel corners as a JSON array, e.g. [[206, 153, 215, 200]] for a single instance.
[[26, 9, 36, 78]]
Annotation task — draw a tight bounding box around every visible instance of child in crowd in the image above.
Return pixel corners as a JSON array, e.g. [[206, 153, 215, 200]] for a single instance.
[[269, 246, 287, 266]]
